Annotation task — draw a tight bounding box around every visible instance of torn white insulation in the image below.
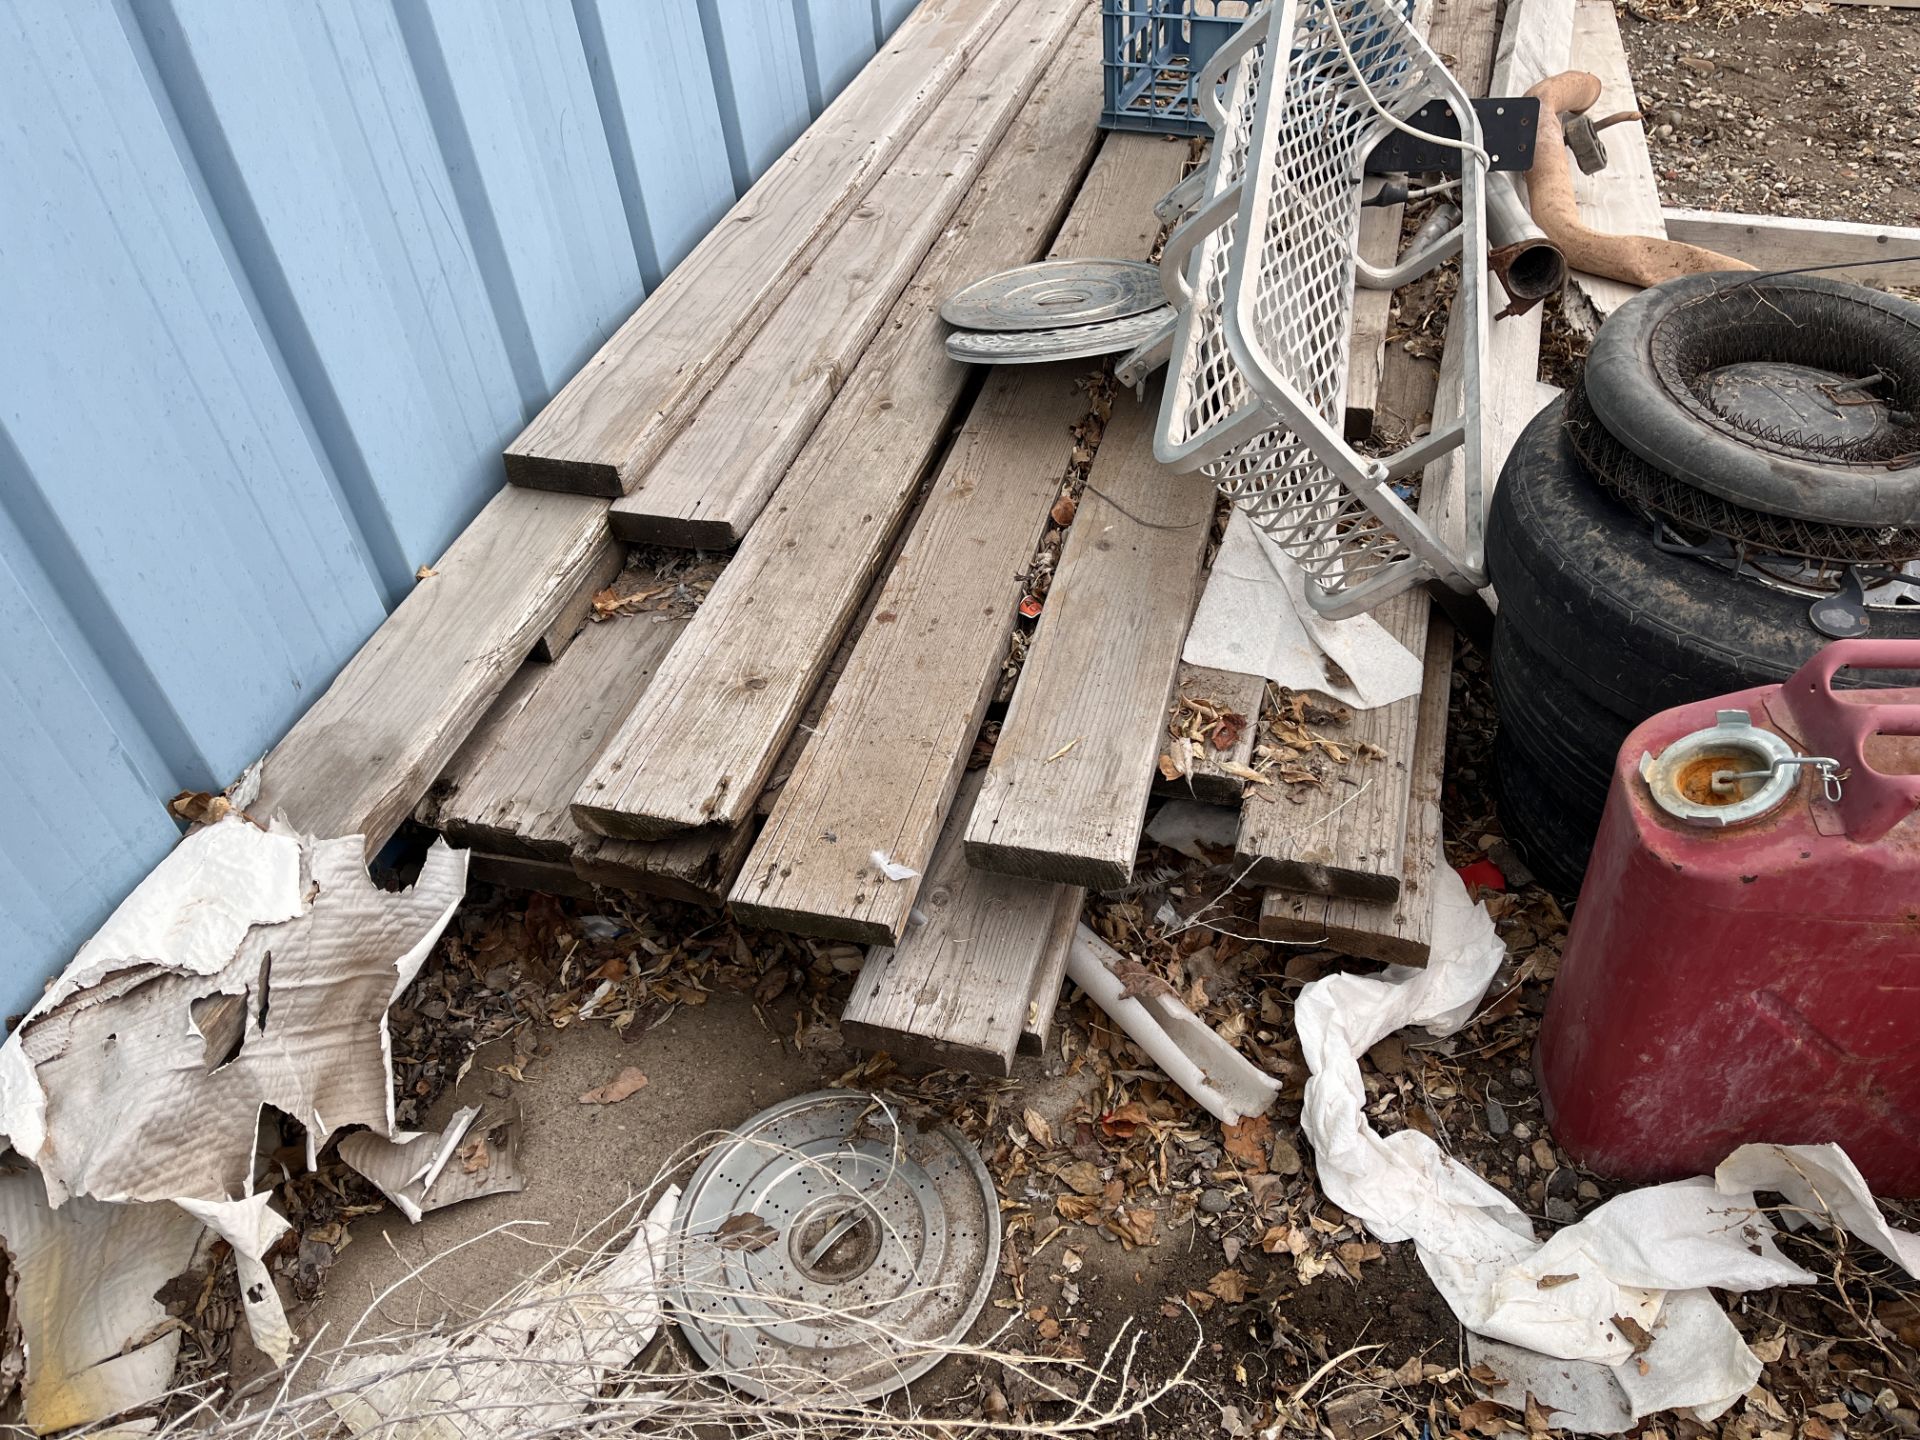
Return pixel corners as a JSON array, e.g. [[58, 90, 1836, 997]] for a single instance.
[[340, 1105, 526, 1224], [1067, 925, 1280, 1126], [0, 817, 467, 1432], [327, 1186, 680, 1440], [1182, 511, 1423, 710], [1296, 866, 1920, 1430]]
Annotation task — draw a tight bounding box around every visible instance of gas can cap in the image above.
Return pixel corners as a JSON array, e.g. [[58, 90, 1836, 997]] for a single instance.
[[1638, 709, 1803, 827]]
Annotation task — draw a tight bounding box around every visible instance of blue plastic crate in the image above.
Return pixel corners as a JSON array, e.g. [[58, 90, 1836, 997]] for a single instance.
[[1100, 1, 1249, 137]]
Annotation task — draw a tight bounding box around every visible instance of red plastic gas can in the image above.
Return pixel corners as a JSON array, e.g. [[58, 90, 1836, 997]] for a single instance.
[[1537, 640, 1920, 1191]]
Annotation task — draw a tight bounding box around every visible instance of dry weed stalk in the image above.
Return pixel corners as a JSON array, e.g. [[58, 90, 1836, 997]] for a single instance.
[[30, 1128, 1204, 1440]]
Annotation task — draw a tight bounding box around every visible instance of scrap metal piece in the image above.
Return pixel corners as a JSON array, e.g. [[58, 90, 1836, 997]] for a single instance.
[[670, 1091, 998, 1402], [944, 307, 1177, 365], [940, 259, 1165, 331]]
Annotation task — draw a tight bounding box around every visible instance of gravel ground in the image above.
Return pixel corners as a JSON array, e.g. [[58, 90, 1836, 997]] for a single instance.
[[1620, 0, 1920, 224]]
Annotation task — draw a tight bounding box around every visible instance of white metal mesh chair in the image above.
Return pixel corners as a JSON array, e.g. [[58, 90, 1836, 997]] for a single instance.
[[1150, 0, 1490, 619]]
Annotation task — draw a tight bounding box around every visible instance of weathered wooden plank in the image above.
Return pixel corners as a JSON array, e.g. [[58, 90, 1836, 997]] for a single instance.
[[468, 852, 598, 900], [1233, 589, 1428, 904], [1661, 208, 1920, 290], [608, 0, 1092, 548], [252, 487, 610, 851], [964, 387, 1215, 890], [572, 823, 758, 908], [1346, 196, 1405, 440], [728, 146, 1190, 945], [530, 539, 625, 663], [1565, 0, 1664, 330], [574, 64, 1137, 840], [726, 363, 1090, 943], [504, 0, 1019, 496], [842, 772, 1083, 1074], [1154, 663, 1266, 808], [425, 611, 684, 860], [1259, 614, 1453, 965], [1019, 916, 1077, 1059]]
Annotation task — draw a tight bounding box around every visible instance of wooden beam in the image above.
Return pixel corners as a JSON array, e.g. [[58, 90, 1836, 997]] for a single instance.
[[1154, 663, 1265, 808], [729, 139, 1191, 945], [1564, 0, 1664, 332], [571, 824, 757, 908], [606, 0, 1092, 548], [1259, 614, 1453, 964], [1661, 208, 1920, 290], [252, 487, 612, 852], [503, 0, 1020, 496], [1232, 588, 1428, 903], [573, 116, 1168, 842], [841, 771, 1082, 1075], [963, 386, 1214, 890], [530, 541, 625, 663], [467, 852, 597, 901]]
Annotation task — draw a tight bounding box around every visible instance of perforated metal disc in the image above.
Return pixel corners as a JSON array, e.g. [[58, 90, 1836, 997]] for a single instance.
[[669, 1091, 999, 1402], [944, 307, 1177, 366], [941, 260, 1164, 331]]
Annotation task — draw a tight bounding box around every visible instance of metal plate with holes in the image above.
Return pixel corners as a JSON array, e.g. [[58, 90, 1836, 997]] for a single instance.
[[940, 259, 1165, 331], [1363, 97, 1539, 173], [944, 307, 1177, 365], [669, 1090, 999, 1402]]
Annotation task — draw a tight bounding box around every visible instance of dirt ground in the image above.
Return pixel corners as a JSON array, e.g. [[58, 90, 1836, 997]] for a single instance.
[[1621, 0, 1920, 225]]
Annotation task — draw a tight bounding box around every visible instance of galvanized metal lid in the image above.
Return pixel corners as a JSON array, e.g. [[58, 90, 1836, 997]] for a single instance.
[[944, 307, 1177, 366], [941, 259, 1165, 332], [669, 1090, 999, 1402], [1638, 709, 1803, 827]]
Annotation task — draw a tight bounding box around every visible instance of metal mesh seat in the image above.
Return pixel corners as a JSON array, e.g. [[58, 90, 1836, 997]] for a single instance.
[[1151, 0, 1490, 618]]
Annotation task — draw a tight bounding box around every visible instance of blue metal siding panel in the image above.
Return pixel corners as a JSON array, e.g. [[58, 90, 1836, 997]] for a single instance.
[[0, 544, 185, 1024], [399, 0, 645, 405], [130, 0, 527, 584], [697, 0, 813, 193], [792, 0, 878, 113], [0, 0, 900, 1009], [0, 0, 389, 789], [573, 0, 737, 287], [876, 0, 921, 34]]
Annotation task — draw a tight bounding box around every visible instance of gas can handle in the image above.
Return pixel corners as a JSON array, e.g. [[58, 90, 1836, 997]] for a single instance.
[[1780, 639, 1920, 843]]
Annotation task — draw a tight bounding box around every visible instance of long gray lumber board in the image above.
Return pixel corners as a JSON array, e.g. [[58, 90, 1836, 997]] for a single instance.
[[842, 770, 1083, 1075], [571, 76, 1156, 843], [1258, 613, 1453, 965], [503, 0, 1020, 497], [1662, 208, 1920, 290], [732, 138, 1192, 945], [252, 487, 615, 852], [606, 0, 1092, 549], [1233, 588, 1429, 904], [963, 384, 1215, 890]]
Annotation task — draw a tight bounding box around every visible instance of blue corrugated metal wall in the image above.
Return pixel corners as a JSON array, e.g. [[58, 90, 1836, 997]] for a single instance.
[[0, 0, 910, 1019]]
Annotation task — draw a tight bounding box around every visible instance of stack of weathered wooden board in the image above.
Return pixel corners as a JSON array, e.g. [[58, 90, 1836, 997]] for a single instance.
[[245, 0, 1913, 1077]]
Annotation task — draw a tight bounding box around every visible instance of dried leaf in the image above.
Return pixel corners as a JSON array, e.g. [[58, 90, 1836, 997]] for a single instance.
[[1051, 495, 1078, 527], [1610, 1313, 1654, 1354], [714, 1213, 778, 1252], [1207, 1269, 1249, 1303], [1212, 712, 1246, 752], [1099, 1101, 1150, 1138], [1456, 1399, 1516, 1436], [1023, 1107, 1055, 1149], [167, 790, 232, 827], [1055, 1159, 1103, 1196], [1110, 1205, 1158, 1247], [415, 565, 438, 580], [1535, 1273, 1579, 1289], [1218, 760, 1273, 785], [1222, 1114, 1273, 1168], [1157, 750, 1184, 782], [1523, 1393, 1554, 1437], [578, 1066, 649, 1105], [456, 1135, 491, 1175]]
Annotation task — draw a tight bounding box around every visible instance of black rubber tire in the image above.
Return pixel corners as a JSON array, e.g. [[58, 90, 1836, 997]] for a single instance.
[[1583, 272, 1920, 527], [1493, 730, 1602, 900], [1486, 394, 1920, 890], [1488, 395, 1920, 724]]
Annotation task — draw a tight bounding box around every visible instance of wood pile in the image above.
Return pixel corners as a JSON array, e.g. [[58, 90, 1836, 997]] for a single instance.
[[246, 0, 1896, 1076]]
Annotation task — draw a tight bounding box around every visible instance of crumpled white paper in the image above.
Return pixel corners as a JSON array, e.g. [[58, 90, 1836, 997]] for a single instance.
[[1297, 867, 1920, 1429], [1182, 512, 1423, 710]]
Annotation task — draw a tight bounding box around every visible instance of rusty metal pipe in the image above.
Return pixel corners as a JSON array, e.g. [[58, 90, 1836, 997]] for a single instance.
[[1486, 170, 1567, 315], [1523, 70, 1753, 288]]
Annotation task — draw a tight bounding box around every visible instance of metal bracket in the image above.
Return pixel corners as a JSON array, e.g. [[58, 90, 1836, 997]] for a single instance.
[[1562, 110, 1641, 174], [1363, 96, 1540, 174]]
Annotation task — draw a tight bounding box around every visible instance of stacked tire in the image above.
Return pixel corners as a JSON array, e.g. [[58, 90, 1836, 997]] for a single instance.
[[1485, 273, 1920, 896]]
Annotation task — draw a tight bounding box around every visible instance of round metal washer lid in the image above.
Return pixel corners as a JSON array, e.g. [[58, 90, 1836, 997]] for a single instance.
[[941, 259, 1166, 331], [668, 1090, 999, 1403], [944, 307, 1177, 366]]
